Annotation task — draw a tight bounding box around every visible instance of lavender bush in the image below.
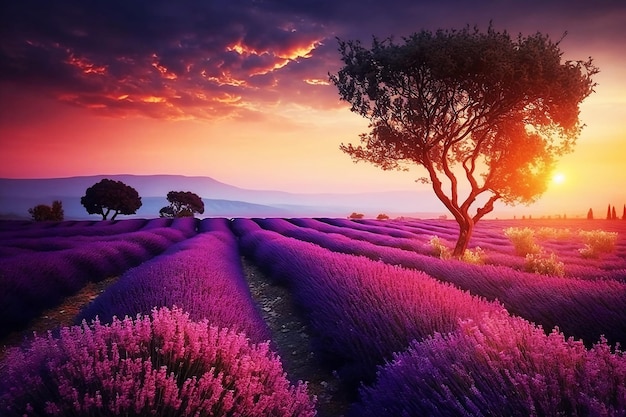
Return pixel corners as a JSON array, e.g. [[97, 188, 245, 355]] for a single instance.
[[249, 218, 626, 346], [234, 220, 505, 389], [0, 226, 193, 338], [351, 310, 626, 416], [0, 306, 316, 417], [75, 231, 271, 344], [0, 218, 149, 239]]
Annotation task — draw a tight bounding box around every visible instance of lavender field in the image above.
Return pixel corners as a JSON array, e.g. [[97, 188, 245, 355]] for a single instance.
[[1, 217, 625, 416]]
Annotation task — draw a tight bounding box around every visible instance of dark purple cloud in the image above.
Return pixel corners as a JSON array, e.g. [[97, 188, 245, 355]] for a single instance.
[[0, 0, 623, 120]]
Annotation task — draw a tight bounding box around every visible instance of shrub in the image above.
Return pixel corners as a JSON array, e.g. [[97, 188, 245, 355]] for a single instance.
[[578, 229, 618, 258], [504, 227, 541, 256], [28, 200, 64, 221], [376, 213, 389, 220], [461, 246, 485, 264], [525, 251, 565, 277], [428, 236, 451, 259], [0, 306, 316, 417], [535, 227, 572, 240], [349, 212, 365, 219]]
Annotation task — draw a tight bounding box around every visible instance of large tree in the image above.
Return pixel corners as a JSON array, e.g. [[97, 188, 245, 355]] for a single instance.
[[331, 26, 597, 257], [81, 179, 142, 220], [159, 191, 205, 218]]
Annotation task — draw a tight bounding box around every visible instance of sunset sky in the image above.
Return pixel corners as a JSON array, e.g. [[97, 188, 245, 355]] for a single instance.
[[1, 0, 624, 217]]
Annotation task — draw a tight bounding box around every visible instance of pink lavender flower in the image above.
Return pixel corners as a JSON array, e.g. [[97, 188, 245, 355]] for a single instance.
[[0, 306, 316, 417]]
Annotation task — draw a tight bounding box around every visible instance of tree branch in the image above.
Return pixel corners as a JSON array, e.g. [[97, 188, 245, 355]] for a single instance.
[[473, 193, 501, 223]]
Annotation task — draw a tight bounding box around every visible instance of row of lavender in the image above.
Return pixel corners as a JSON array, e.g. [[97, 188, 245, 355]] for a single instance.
[[323, 217, 626, 278], [1, 218, 315, 416], [232, 218, 626, 416], [252, 217, 626, 347], [0, 217, 198, 338]]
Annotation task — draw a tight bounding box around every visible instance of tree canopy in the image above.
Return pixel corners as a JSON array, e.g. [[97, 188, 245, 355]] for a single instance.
[[28, 200, 64, 221], [159, 191, 205, 218], [80, 179, 142, 220], [331, 25, 597, 257]]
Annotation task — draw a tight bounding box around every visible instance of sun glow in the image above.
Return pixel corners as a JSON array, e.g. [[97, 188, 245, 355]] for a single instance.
[[552, 172, 566, 185]]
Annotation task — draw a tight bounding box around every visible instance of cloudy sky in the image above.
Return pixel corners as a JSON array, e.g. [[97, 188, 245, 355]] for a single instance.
[[1, 0, 624, 216]]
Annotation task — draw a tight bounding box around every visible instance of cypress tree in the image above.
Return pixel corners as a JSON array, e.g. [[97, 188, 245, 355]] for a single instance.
[[587, 208, 594, 220], [607, 204, 611, 220], [612, 206, 617, 220]]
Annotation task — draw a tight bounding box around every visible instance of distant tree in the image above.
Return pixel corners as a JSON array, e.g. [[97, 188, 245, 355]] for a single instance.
[[349, 212, 365, 219], [331, 25, 597, 257], [28, 200, 64, 221], [587, 208, 594, 220], [159, 191, 204, 218], [376, 213, 389, 220], [607, 204, 612, 220], [612, 206, 617, 220], [623, 204, 626, 220], [80, 179, 142, 220]]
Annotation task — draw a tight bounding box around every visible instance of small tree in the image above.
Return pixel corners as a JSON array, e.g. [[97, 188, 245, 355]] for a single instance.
[[607, 204, 612, 220], [612, 205, 617, 220], [349, 212, 365, 219], [587, 208, 594, 220], [377, 213, 390, 220], [159, 191, 204, 218], [80, 179, 142, 220], [622, 204, 625, 220], [331, 25, 597, 257], [28, 200, 64, 221]]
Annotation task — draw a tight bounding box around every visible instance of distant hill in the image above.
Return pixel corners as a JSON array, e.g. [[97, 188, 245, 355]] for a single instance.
[[0, 174, 444, 220]]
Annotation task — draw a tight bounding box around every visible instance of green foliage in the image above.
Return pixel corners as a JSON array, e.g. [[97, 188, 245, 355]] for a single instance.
[[80, 179, 142, 220], [331, 24, 598, 257], [28, 200, 64, 221], [504, 227, 541, 256], [525, 251, 565, 277], [160, 191, 204, 218]]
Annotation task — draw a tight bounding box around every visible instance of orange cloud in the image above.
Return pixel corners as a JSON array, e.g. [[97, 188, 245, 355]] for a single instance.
[[66, 53, 107, 75]]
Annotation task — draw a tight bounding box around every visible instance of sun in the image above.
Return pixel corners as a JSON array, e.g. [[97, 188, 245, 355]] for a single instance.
[[552, 172, 566, 185]]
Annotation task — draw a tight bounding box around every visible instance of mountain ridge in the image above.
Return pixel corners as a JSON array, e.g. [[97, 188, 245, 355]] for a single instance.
[[0, 174, 443, 219]]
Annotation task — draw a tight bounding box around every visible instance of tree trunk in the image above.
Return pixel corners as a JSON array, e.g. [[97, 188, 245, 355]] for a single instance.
[[452, 216, 474, 258], [102, 208, 110, 220], [111, 210, 119, 221]]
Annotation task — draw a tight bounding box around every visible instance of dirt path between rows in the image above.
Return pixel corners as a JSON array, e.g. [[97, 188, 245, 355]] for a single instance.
[[240, 257, 351, 417]]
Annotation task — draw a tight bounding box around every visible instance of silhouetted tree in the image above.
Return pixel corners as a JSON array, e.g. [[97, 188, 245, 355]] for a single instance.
[[331, 25, 597, 257], [159, 191, 204, 218], [587, 208, 594, 220], [80, 179, 142, 220], [612, 205, 617, 220], [28, 200, 64, 221], [376, 213, 389, 220], [349, 212, 364, 219], [607, 204, 612, 220], [623, 204, 626, 220]]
